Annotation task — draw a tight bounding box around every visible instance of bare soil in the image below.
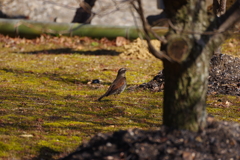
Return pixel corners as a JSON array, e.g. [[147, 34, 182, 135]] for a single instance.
[[61, 117, 240, 160], [139, 53, 240, 96]]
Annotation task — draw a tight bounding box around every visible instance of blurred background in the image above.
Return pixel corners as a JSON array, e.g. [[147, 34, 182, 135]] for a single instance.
[[0, 0, 160, 26]]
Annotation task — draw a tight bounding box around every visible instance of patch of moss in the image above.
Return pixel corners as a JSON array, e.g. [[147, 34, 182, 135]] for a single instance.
[[0, 35, 239, 159]]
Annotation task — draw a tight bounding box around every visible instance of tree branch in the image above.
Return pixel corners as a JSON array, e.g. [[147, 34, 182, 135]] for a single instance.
[[203, 0, 240, 55], [207, 0, 240, 45], [133, 0, 172, 61], [217, 0, 240, 32]]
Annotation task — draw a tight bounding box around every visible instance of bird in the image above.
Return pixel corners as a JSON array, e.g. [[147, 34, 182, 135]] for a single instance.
[[98, 68, 127, 101]]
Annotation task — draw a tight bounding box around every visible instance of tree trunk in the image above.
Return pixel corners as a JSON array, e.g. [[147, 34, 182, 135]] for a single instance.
[[160, 0, 240, 131], [162, 46, 210, 131], [136, 0, 240, 132], [72, 0, 96, 23]]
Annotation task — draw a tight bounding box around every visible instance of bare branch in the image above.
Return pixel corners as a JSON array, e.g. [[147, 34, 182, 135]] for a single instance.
[[145, 39, 170, 61], [213, 0, 227, 17], [217, 0, 240, 32], [148, 27, 168, 44], [129, 2, 144, 40], [133, 0, 172, 61], [96, 0, 132, 17], [206, 0, 240, 46]]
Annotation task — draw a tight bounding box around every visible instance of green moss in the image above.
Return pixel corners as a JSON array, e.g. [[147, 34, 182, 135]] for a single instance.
[[221, 35, 240, 57], [0, 142, 9, 151], [43, 121, 95, 128], [0, 35, 239, 159]]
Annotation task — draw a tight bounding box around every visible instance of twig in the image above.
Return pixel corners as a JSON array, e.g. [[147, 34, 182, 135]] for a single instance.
[[148, 28, 167, 44], [208, 0, 240, 46], [129, 3, 143, 38], [134, 0, 171, 61], [217, 0, 240, 32]]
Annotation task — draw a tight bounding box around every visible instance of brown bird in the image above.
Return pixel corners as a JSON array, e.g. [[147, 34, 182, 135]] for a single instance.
[[98, 68, 127, 101]]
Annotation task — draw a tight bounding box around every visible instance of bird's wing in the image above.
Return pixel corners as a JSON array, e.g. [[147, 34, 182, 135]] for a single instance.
[[104, 77, 126, 96]]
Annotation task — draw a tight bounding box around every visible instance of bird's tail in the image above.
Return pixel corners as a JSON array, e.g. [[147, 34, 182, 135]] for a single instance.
[[98, 95, 105, 101]]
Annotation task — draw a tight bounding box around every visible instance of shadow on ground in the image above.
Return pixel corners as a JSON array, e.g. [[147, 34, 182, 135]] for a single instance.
[[15, 48, 121, 56], [61, 119, 240, 160], [33, 147, 60, 160], [2, 67, 88, 84]]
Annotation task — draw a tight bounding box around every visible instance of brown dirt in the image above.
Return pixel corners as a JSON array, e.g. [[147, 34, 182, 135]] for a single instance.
[[139, 53, 240, 96], [120, 38, 160, 59], [61, 117, 240, 160], [208, 53, 240, 96]]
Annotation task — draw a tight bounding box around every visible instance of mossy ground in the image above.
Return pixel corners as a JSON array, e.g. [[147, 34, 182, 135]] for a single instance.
[[0, 35, 239, 159]]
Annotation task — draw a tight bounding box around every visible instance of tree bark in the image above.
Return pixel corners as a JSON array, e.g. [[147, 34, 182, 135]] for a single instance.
[[162, 46, 210, 131], [72, 0, 96, 23], [136, 0, 240, 131], [160, 0, 240, 131]]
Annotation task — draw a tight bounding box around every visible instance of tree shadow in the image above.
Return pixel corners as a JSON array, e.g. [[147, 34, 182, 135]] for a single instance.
[[32, 146, 60, 160], [16, 48, 121, 56], [1, 67, 87, 84]]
